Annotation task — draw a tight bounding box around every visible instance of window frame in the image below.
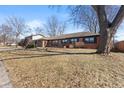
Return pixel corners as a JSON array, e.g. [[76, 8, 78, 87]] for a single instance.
[[62, 39, 68, 43], [84, 36, 96, 44], [70, 38, 79, 43]]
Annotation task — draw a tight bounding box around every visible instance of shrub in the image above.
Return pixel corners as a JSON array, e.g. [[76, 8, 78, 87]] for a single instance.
[[26, 44, 35, 48]]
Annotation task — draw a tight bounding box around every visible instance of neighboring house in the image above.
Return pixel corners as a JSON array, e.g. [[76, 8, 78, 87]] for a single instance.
[[0, 41, 16, 46], [0, 42, 4, 46], [114, 41, 124, 52]]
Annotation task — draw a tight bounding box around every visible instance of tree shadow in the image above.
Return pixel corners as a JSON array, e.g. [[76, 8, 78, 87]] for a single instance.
[[7, 52, 44, 56], [46, 50, 96, 55], [1, 49, 96, 61]]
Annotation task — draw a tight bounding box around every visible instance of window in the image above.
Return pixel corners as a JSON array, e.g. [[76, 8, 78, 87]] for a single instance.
[[84, 37, 96, 44], [55, 40, 58, 43], [52, 40, 58, 44], [70, 38, 78, 43], [62, 39, 68, 43]]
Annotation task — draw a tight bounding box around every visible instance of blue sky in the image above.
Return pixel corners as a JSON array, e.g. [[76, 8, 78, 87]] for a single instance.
[[0, 5, 123, 41], [0, 5, 82, 36], [0, 6, 66, 22], [0, 5, 69, 25]]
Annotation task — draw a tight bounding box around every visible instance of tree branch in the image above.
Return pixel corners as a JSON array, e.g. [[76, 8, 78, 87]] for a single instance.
[[111, 5, 124, 31], [92, 5, 98, 12], [92, 6, 108, 33]]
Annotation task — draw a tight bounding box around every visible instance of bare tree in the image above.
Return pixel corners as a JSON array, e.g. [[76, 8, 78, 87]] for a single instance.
[[44, 16, 66, 37], [34, 27, 44, 34], [6, 16, 26, 47], [105, 6, 120, 23], [0, 24, 12, 45], [69, 5, 124, 55], [69, 6, 99, 33], [69, 6, 120, 33], [92, 5, 124, 55]]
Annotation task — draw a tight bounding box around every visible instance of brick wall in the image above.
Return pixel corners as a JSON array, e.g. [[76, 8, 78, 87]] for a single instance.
[[74, 36, 100, 49], [44, 36, 100, 49], [114, 41, 124, 52]]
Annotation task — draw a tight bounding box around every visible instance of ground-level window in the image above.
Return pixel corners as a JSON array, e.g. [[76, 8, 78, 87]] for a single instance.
[[84, 37, 96, 44]]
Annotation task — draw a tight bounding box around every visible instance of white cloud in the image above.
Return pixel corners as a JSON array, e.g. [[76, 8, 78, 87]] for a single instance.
[[116, 21, 124, 41], [26, 20, 44, 29], [24, 20, 44, 36], [116, 30, 124, 41]]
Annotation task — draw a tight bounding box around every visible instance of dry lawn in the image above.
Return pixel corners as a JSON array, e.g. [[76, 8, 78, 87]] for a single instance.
[[0, 48, 124, 88]]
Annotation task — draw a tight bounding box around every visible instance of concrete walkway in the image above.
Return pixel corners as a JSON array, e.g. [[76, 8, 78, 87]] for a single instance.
[[0, 61, 13, 88], [0, 47, 21, 88]]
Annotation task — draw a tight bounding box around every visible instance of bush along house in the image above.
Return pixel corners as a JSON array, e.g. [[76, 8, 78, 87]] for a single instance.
[[20, 32, 100, 49]]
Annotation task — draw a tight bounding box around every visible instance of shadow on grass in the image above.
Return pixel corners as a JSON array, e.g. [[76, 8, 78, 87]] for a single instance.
[[0, 49, 96, 61], [47, 50, 96, 55]]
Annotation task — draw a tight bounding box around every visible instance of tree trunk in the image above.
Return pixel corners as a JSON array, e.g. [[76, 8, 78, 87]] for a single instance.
[[15, 36, 18, 48], [15, 41, 18, 48], [93, 6, 114, 55], [3, 35, 6, 46], [92, 5, 124, 55], [97, 29, 113, 55]]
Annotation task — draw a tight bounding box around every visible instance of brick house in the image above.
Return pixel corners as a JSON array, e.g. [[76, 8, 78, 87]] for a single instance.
[[43, 32, 100, 49], [21, 32, 100, 49]]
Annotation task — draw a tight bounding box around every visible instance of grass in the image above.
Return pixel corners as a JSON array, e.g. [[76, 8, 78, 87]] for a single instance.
[[0, 48, 124, 88]]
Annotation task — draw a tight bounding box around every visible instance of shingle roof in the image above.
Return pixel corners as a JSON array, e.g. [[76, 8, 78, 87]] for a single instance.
[[44, 32, 99, 40]]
